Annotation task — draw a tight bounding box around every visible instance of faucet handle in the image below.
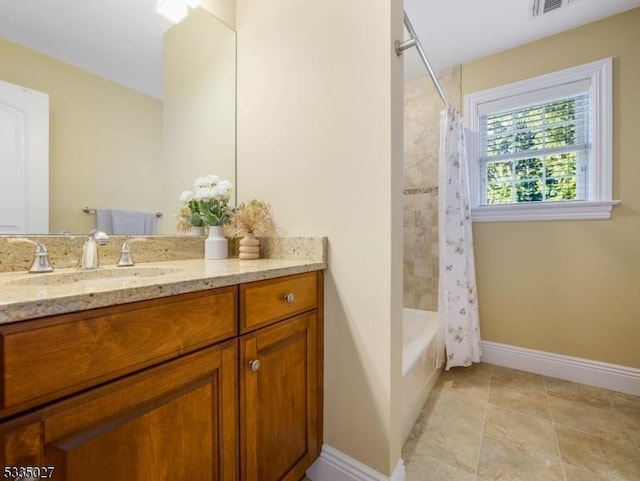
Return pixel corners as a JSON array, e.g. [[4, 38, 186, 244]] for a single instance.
[[8, 238, 55, 273], [117, 238, 147, 267]]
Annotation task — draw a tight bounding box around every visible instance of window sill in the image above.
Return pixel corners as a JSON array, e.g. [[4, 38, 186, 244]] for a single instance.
[[471, 200, 620, 222]]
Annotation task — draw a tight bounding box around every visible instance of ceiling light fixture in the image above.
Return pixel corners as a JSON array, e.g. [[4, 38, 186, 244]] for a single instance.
[[156, 0, 200, 24]]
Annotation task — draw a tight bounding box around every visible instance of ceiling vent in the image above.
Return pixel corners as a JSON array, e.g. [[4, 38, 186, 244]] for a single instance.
[[532, 0, 577, 17]]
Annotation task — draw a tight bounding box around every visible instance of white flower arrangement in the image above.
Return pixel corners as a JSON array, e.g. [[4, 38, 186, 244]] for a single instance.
[[178, 175, 233, 228]]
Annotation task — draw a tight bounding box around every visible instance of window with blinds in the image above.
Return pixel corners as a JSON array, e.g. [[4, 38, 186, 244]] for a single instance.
[[464, 58, 614, 222], [479, 93, 590, 205]]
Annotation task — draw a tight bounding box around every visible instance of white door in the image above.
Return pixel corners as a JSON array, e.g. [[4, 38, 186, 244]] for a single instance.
[[0, 79, 49, 234]]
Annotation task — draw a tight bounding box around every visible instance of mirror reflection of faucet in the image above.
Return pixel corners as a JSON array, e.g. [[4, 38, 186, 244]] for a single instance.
[[7, 238, 55, 273], [79, 230, 109, 270]]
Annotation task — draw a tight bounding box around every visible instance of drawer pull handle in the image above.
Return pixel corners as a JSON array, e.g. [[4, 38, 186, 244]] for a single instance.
[[284, 293, 295, 303], [249, 359, 261, 372]]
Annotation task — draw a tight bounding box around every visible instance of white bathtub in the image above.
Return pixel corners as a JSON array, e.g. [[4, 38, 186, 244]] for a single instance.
[[402, 308, 440, 444]]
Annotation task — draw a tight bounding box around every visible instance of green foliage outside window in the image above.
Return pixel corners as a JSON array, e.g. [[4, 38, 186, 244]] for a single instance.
[[484, 99, 580, 204]]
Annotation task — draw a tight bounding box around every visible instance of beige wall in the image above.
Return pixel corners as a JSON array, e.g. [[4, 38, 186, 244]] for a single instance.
[[236, 0, 404, 475], [462, 8, 640, 369], [162, 8, 236, 234], [404, 67, 461, 311], [201, 0, 236, 29], [0, 38, 163, 234]]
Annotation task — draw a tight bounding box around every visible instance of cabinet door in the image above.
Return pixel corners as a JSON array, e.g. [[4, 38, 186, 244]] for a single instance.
[[240, 312, 318, 481], [1, 340, 238, 481]]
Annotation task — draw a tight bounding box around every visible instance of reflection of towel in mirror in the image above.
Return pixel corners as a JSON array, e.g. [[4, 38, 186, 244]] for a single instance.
[[95, 209, 112, 233], [95, 209, 157, 235]]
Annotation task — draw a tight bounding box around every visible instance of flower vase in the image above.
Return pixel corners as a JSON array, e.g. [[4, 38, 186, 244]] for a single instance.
[[205, 226, 228, 259], [190, 226, 205, 236], [239, 233, 260, 260]]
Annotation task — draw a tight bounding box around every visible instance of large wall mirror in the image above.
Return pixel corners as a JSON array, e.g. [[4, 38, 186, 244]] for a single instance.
[[0, 0, 236, 235]]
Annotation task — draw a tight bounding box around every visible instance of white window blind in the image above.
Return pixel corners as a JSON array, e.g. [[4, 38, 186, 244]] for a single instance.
[[479, 91, 590, 205]]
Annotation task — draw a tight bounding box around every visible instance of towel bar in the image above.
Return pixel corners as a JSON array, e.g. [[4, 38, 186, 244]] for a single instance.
[[82, 207, 163, 218]]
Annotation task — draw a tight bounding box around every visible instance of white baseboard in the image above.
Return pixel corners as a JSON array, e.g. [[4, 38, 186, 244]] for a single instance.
[[307, 444, 405, 481], [481, 340, 640, 396]]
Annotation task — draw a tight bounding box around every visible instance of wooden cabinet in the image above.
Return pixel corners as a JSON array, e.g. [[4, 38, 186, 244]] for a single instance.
[[0, 287, 237, 418], [0, 271, 323, 481], [48, 342, 237, 481], [1, 341, 238, 481], [240, 312, 318, 481], [239, 271, 323, 481]]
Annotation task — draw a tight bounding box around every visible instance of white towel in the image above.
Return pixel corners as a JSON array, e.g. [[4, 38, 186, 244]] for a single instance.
[[95, 209, 157, 235]]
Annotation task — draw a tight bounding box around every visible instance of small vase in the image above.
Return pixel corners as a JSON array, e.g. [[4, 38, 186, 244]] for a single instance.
[[190, 226, 205, 236], [239, 232, 260, 260], [205, 226, 228, 259]]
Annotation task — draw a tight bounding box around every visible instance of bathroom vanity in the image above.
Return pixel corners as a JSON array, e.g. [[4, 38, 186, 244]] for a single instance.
[[0, 259, 324, 481]]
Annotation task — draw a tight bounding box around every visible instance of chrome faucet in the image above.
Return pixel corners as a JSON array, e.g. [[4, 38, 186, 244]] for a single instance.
[[8, 238, 54, 273], [117, 238, 147, 267], [79, 230, 109, 270]]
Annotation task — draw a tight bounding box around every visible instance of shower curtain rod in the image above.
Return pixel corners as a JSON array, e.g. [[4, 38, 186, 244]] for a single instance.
[[395, 11, 451, 109]]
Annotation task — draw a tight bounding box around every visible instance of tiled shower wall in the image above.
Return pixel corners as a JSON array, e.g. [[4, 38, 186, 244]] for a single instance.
[[403, 66, 461, 311]]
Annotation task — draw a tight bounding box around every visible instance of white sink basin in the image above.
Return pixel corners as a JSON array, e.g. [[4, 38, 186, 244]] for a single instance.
[[4, 266, 183, 287]]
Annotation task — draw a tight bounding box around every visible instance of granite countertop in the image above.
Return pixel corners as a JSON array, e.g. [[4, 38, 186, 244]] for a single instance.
[[0, 258, 326, 325]]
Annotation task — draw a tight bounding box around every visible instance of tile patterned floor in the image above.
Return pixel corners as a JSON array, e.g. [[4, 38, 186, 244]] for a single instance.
[[402, 363, 640, 481]]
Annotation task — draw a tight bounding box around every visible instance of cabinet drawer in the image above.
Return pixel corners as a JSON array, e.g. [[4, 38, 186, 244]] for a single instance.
[[0, 286, 237, 417], [239, 272, 318, 334]]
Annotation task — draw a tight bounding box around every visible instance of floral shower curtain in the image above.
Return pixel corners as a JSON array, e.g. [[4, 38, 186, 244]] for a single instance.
[[436, 107, 482, 370]]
